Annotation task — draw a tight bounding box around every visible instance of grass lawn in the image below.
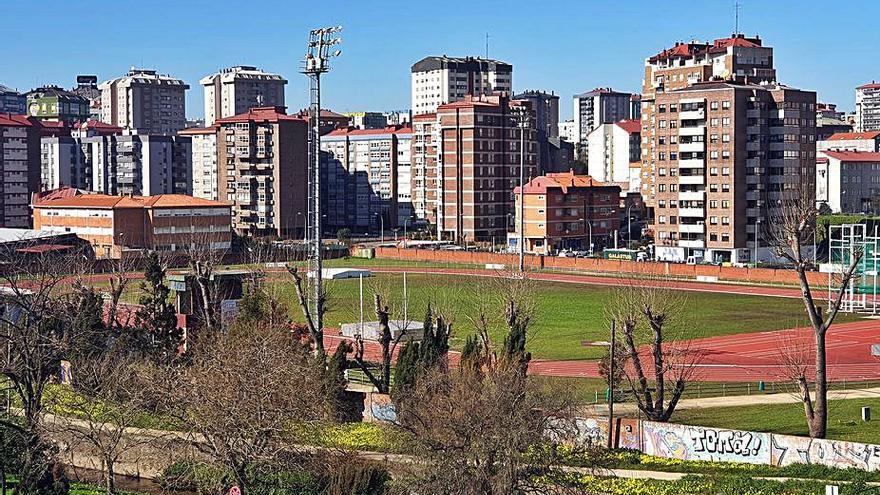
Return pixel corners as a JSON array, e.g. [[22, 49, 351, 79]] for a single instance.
[[274, 272, 859, 361], [671, 397, 880, 444]]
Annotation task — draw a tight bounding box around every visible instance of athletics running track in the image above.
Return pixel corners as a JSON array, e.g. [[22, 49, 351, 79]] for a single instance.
[[349, 266, 880, 382]]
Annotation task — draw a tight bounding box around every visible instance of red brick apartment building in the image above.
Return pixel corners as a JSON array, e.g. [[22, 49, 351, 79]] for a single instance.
[[513, 171, 620, 254], [215, 106, 308, 238], [640, 34, 816, 264], [435, 93, 538, 242], [33, 193, 232, 259]]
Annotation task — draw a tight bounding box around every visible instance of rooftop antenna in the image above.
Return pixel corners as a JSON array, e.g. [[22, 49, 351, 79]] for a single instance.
[[734, 1, 741, 35], [485, 32, 490, 59]]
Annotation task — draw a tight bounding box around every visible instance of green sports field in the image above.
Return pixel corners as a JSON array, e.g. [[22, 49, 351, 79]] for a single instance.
[[277, 272, 859, 361]]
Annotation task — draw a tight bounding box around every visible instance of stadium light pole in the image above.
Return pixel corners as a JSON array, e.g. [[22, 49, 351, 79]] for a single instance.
[[302, 26, 342, 337]]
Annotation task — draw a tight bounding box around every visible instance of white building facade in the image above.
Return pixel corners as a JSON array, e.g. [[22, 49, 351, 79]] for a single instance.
[[856, 82, 880, 132], [817, 150, 880, 214], [200, 66, 286, 127], [177, 127, 218, 200], [99, 68, 189, 135], [586, 119, 641, 193], [411, 56, 512, 115]]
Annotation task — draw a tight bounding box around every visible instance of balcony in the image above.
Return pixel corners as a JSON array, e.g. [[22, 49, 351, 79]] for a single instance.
[[679, 175, 704, 185], [679, 224, 704, 234], [679, 142, 705, 153], [679, 239, 706, 249], [679, 207, 705, 217], [679, 109, 705, 120], [679, 191, 705, 201], [679, 158, 704, 169], [679, 125, 705, 136]]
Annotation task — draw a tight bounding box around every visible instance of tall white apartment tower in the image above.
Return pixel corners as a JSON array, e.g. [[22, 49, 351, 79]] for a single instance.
[[200, 66, 287, 127], [856, 82, 880, 132], [410, 56, 512, 115], [99, 68, 189, 135]]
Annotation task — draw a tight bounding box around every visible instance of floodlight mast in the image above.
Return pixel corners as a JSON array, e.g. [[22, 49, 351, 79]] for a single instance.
[[302, 26, 342, 341]]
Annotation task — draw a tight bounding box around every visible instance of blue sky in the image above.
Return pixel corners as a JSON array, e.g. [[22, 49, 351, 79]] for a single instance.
[[3, 0, 876, 120]]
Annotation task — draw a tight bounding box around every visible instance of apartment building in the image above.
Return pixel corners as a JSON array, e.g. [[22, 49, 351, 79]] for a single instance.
[[321, 125, 412, 232], [178, 126, 219, 200], [40, 120, 122, 190], [0, 85, 26, 115], [100, 68, 189, 135], [436, 94, 537, 242], [649, 81, 816, 264], [411, 56, 512, 115], [640, 34, 777, 206], [572, 88, 634, 158], [293, 109, 350, 135], [0, 114, 41, 227], [26, 86, 90, 124], [215, 106, 308, 238], [586, 119, 641, 193], [33, 193, 232, 259], [856, 82, 880, 132], [344, 112, 388, 130], [512, 172, 620, 254], [816, 151, 880, 214], [514, 90, 560, 173], [200, 66, 287, 127], [71, 75, 102, 120], [817, 131, 880, 153], [411, 112, 439, 226]]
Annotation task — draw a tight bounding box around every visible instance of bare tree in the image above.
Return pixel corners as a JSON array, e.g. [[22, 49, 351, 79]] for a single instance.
[[606, 277, 701, 422], [181, 222, 231, 332], [44, 356, 163, 495], [0, 248, 98, 493], [394, 275, 577, 494], [104, 255, 137, 334], [287, 265, 328, 355], [153, 317, 331, 495], [765, 186, 863, 438]]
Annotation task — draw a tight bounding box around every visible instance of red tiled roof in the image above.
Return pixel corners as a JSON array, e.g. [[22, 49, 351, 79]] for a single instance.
[[821, 151, 880, 162], [0, 114, 33, 127], [16, 244, 74, 254], [32, 186, 86, 203], [34, 193, 232, 209], [615, 119, 641, 134], [650, 35, 763, 62], [826, 131, 880, 141], [178, 126, 217, 135], [325, 125, 413, 137], [79, 120, 122, 134], [857, 82, 880, 90], [215, 106, 306, 125], [513, 172, 617, 194]]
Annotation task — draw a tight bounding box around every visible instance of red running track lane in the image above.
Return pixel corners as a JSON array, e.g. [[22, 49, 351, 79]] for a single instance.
[[364, 266, 810, 300], [528, 319, 880, 382]]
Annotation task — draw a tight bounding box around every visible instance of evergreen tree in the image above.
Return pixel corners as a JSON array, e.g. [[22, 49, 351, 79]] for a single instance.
[[393, 304, 451, 398], [134, 252, 182, 361]]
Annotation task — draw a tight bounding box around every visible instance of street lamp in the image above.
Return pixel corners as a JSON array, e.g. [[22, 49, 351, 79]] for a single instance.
[[584, 219, 593, 256], [375, 212, 384, 244], [403, 217, 411, 248], [583, 321, 617, 449], [625, 204, 634, 249], [754, 218, 762, 264], [511, 105, 530, 273]]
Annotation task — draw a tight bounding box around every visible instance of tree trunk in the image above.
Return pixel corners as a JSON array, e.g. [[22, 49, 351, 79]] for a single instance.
[[810, 329, 828, 438], [105, 456, 116, 495]]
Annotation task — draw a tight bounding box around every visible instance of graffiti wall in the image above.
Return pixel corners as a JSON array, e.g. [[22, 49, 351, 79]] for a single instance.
[[641, 421, 771, 464], [772, 434, 880, 471], [365, 393, 397, 423], [617, 418, 641, 450]]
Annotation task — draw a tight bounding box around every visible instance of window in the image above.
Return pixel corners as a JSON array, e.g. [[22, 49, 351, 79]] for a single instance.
[[722, 216, 730, 225], [669, 120, 678, 128], [722, 117, 731, 126], [722, 100, 731, 109], [710, 118, 719, 127], [722, 134, 731, 143], [722, 151, 731, 160], [659, 215, 666, 224], [721, 233, 730, 242], [722, 167, 731, 175], [709, 200, 718, 208], [659, 120, 667, 128], [670, 184, 678, 192], [658, 184, 666, 192], [721, 200, 730, 208], [659, 167, 667, 176], [710, 134, 719, 144], [710, 167, 719, 175], [710, 216, 718, 225], [721, 183, 730, 192], [710, 101, 719, 110]]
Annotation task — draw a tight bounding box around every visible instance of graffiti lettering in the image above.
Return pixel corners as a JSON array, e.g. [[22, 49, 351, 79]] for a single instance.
[[691, 428, 763, 457]]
